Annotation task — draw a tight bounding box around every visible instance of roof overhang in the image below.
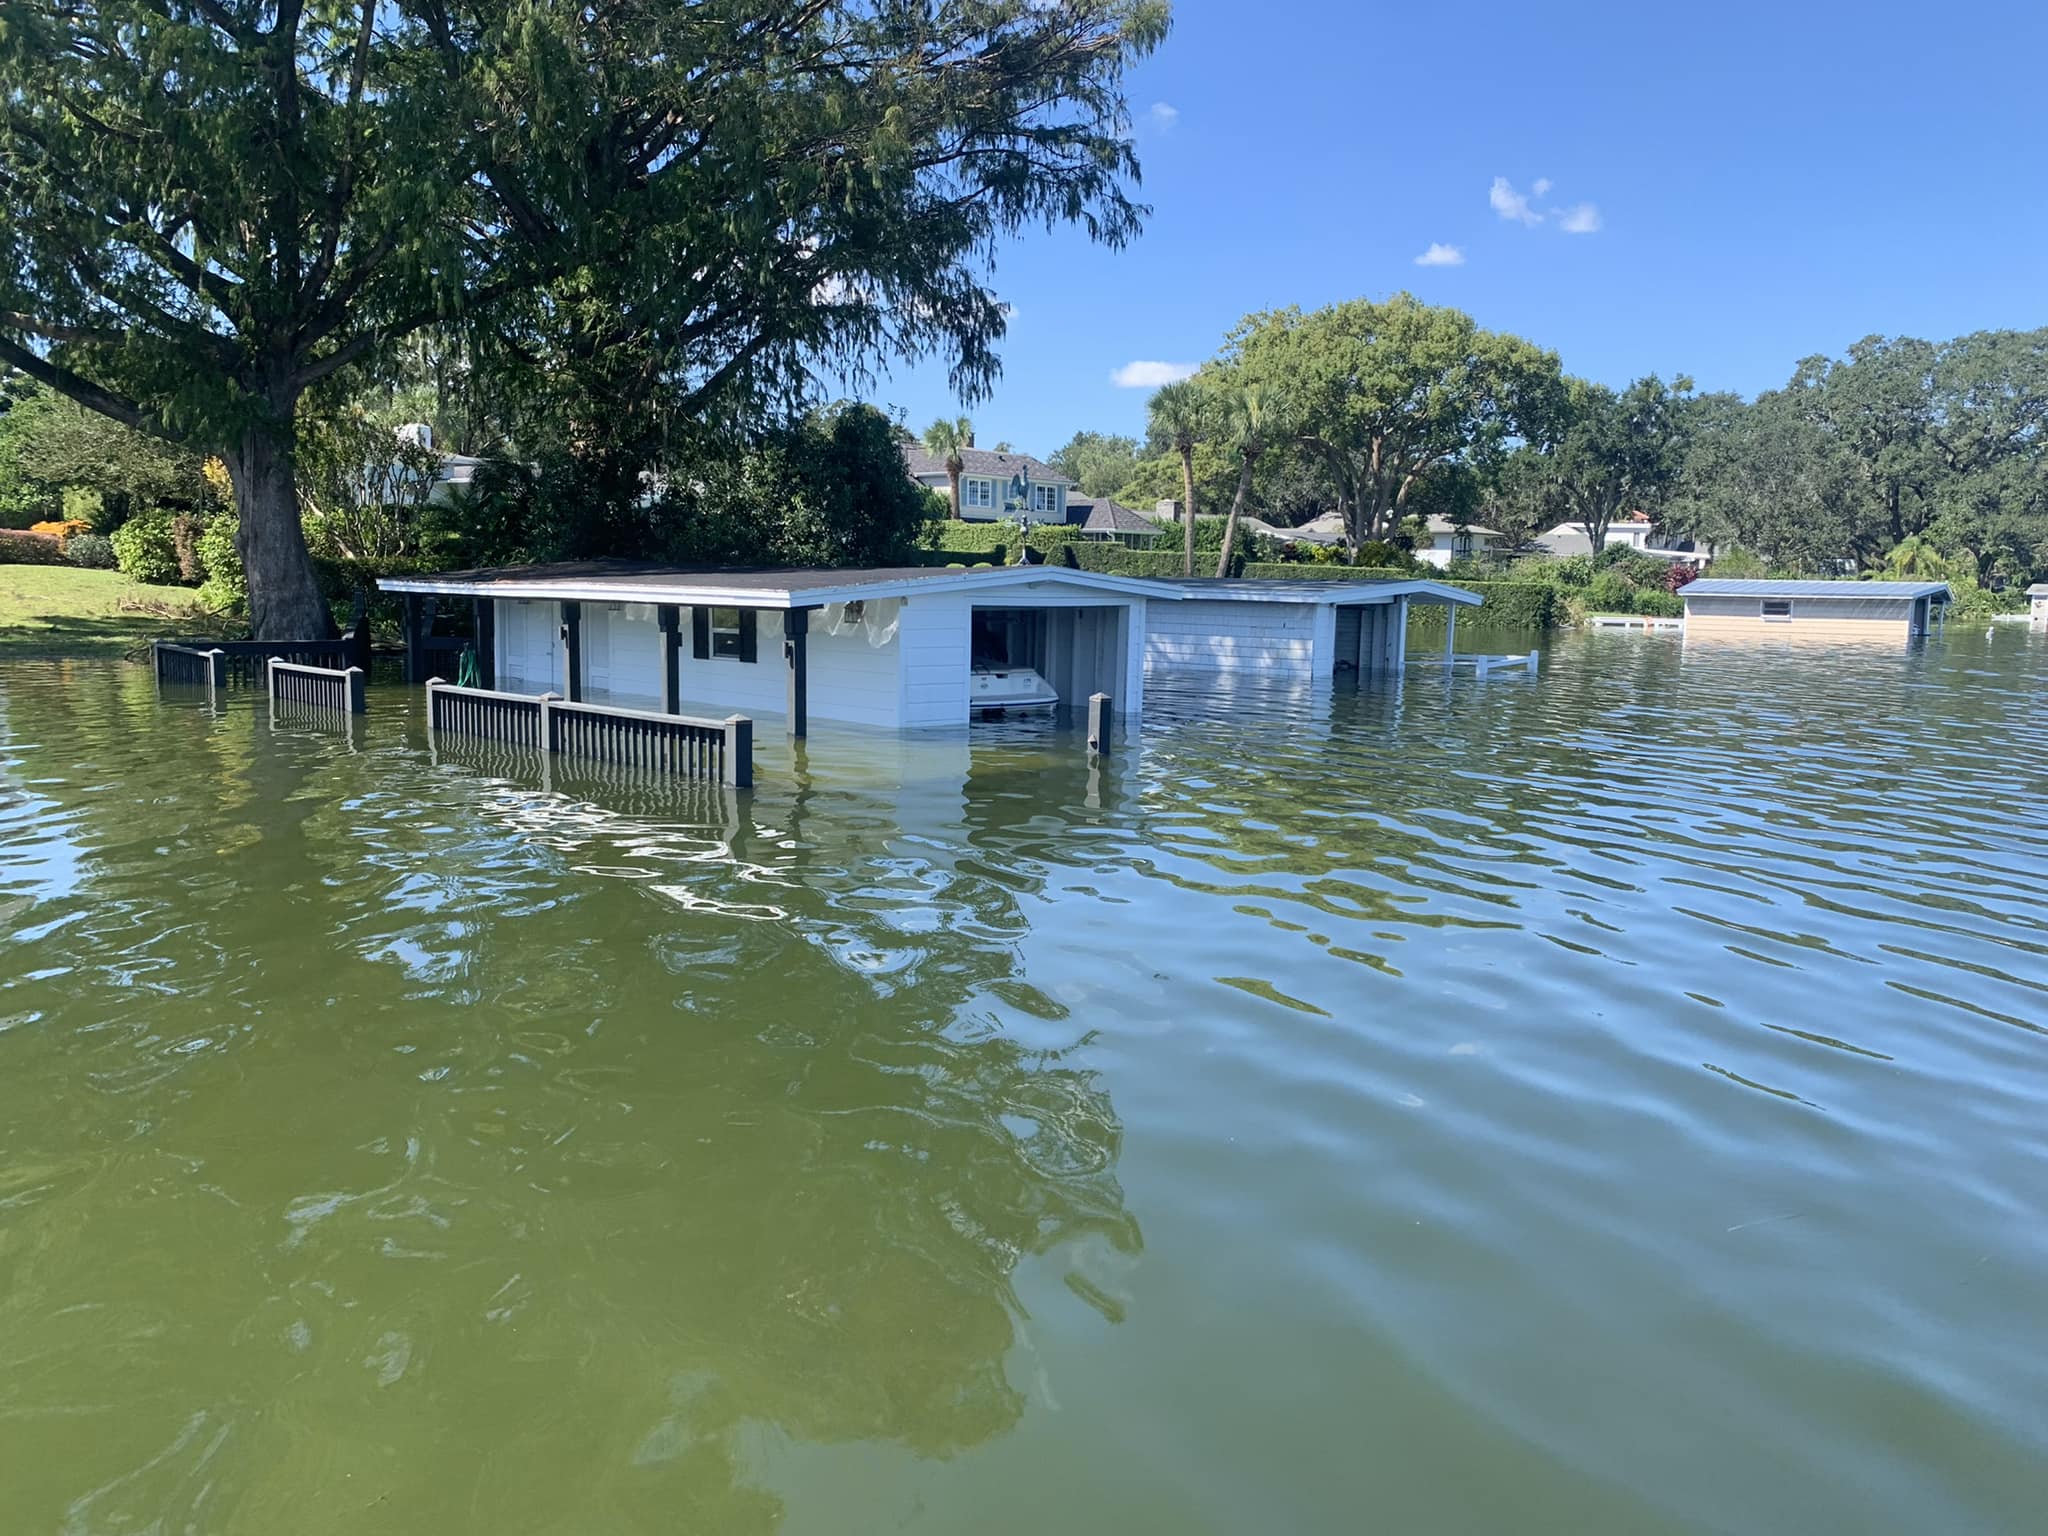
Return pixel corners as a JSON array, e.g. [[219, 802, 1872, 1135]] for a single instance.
[[377, 563, 1185, 608], [1164, 578, 1485, 608]]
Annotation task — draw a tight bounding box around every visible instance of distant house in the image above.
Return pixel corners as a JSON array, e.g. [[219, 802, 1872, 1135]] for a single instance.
[[903, 444, 1075, 522], [1413, 514, 1505, 569], [1538, 512, 1708, 565], [394, 423, 489, 505], [1682, 579, 1949, 642], [1064, 495, 1164, 545], [2029, 582, 2048, 626]]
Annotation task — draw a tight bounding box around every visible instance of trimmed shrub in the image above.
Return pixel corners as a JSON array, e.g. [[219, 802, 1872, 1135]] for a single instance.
[[111, 508, 182, 583], [30, 517, 92, 544], [1586, 571, 1633, 614], [1406, 582, 1561, 630], [196, 514, 246, 612], [1632, 587, 1684, 617], [64, 533, 117, 569], [1237, 562, 1411, 583], [0, 528, 65, 564]]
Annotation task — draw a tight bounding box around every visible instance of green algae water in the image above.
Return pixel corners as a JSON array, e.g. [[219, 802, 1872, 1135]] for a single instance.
[[3, 630, 2047, 1533]]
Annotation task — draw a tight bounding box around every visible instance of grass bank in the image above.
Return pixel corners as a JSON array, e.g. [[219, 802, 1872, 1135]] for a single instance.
[[0, 566, 205, 658]]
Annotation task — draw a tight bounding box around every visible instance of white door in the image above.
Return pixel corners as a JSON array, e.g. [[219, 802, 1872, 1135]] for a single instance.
[[498, 599, 558, 693]]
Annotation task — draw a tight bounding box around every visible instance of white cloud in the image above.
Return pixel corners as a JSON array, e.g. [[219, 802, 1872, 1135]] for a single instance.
[[1110, 360, 1198, 389], [1532, 178, 1552, 197], [1414, 243, 1466, 267], [1559, 202, 1603, 234], [1148, 101, 1179, 131], [1490, 176, 1544, 226]]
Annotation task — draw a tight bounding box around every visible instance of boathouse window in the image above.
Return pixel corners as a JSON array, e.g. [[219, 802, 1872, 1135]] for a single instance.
[[691, 606, 758, 661], [1761, 599, 1793, 621]]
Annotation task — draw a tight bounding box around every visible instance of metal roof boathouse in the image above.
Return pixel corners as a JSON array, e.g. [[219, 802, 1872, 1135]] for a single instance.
[[377, 563, 1483, 742], [1681, 580, 1951, 644]]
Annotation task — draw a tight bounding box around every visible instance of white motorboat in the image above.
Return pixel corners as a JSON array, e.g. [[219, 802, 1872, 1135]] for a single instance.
[[970, 665, 1059, 713]]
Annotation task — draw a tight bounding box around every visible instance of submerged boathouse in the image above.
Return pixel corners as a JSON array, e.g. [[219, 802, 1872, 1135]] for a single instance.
[[378, 563, 1480, 733], [1681, 579, 1951, 643]]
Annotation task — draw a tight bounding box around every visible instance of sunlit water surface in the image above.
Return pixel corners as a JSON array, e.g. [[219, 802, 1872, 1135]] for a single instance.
[[3, 628, 2046, 1533]]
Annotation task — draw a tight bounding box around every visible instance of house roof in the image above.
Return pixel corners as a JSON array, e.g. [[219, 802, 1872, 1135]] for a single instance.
[[1423, 515, 1501, 537], [1682, 579, 1952, 601], [1161, 577, 1484, 608], [378, 559, 1178, 608], [2026, 583, 2048, 596], [1068, 496, 1163, 536], [902, 445, 1073, 485]]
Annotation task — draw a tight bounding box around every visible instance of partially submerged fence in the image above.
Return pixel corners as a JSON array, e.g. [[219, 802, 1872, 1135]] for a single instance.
[[426, 680, 752, 788], [267, 658, 366, 715], [159, 592, 374, 689], [154, 642, 226, 692]]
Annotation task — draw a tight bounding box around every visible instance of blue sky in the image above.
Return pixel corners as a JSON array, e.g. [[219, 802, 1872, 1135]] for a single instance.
[[859, 0, 2047, 458]]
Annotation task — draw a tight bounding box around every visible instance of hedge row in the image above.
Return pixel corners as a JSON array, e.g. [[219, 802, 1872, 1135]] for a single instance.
[[0, 529, 64, 565], [1236, 562, 1414, 582], [1405, 581, 1561, 630]]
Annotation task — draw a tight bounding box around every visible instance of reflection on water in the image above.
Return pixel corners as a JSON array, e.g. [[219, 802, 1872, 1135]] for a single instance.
[[3, 629, 2047, 1533]]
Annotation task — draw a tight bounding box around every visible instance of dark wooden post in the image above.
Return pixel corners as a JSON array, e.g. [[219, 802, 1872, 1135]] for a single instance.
[[473, 597, 496, 689], [658, 604, 683, 714], [402, 593, 422, 684], [782, 607, 810, 737], [724, 715, 754, 789], [1087, 692, 1112, 754], [560, 601, 583, 703], [344, 665, 367, 715]]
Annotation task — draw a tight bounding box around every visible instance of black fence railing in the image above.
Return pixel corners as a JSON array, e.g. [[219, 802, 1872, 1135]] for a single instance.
[[425, 681, 547, 751], [426, 680, 751, 787], [267, 659, 367, 716], [153, 642, 227, 692]]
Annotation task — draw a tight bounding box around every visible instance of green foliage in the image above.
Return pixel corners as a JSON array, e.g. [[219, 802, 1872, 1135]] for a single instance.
[[1631, 588, 1684, 618], [1237, 563, 1410, 581], [0, 528, 64, 564], [439, 404, 926, 570], [1227, 294, 1562, 546], [923, 520, 1024, 555], [1404, 582, 1562, 630], [1704, 546, 1769, 578], [1048, 431, 1141, 497], [1586, 571, 1634, 614], [110, 510, 182, 585], [0, 0, 1164, 634], [197, 517, 247, 613], [63, 533, 116, 569], [61, 486, 104, 526]]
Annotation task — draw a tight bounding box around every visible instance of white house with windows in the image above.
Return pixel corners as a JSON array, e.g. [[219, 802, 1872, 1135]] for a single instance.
[[1413, 515, 1507, 568], [903, 445, 1074, 522]]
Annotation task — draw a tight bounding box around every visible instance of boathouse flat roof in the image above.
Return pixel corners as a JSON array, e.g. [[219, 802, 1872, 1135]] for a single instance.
[[1682, 579, 1951, 601], [378, 559, 1184, 607], [1161, 577, 1483, 607]]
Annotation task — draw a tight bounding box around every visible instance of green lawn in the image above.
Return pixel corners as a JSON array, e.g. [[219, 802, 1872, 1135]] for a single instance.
[[0, 565, 206, 658]]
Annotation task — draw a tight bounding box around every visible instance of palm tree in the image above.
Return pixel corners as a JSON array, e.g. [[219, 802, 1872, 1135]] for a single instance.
[[1880, 534, 1948, 580], [1214, 385, 1268, 578], [922, 416, 973, 519], [1149, 381, 1206, 577]]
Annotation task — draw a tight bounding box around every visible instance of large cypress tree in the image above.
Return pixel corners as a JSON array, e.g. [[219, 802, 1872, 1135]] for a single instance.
[[0, 1, 1167, 636]]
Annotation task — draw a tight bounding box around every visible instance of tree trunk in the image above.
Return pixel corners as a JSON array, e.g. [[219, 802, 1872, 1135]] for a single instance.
[[947, 467, 962, 519], [230, 422, 334, 640], [1217, 454, 1255, 579], [1179, 446, 1197, 578]]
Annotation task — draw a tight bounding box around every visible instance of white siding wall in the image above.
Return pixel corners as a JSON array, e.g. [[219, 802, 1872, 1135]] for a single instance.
[[899, 593, 972, 726], [1145, 598, 1324, 677], [807, 618, 904, 728], [494, 598, 905, 727], [583, 602, 662, 706]]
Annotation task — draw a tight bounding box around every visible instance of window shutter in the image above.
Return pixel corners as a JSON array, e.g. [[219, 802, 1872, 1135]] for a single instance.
[[691, 606, 710, 660], [737, 609, 758, 664]]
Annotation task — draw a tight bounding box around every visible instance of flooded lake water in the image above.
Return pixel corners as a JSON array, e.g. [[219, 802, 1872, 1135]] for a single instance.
[[3, 629, 2046, 1533]]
